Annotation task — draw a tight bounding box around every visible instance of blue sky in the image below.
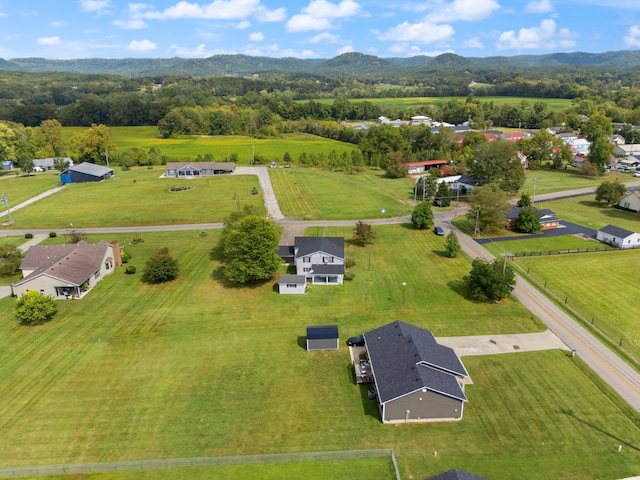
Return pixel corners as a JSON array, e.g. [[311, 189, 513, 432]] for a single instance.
[[1, 0, 640, 59]]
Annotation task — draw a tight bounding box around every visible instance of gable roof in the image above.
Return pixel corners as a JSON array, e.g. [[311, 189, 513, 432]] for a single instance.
[[165, 161, 235, 171], [16, 241, 110, 287], [505, 207, 557, 222], [34, 157, 74, 168], [278, 274, 306, 284], [294, 237, 344, 258], [65, 162, 113, 177], [364, 321, 467, 405], [307, 325, 338, 340], [407, 160, 447, 168], [599, 224, 636, 239], [426, 469, 489, 480]]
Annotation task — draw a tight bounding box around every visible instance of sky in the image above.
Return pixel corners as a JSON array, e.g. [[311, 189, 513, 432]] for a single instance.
[[1, 0, 640, 60]]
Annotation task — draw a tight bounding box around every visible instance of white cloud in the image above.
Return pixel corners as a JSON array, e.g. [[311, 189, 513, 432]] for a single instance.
[[524, 0, 554, 13], [496, 18, 577, 50], [144, 0, 265, 20], [463, 37, 484, 48], [287, 0, 361, 32], [379, 21, 455, 44], [169, 43, 213, 57], [308, 32, 340, 43], [255, 6, 286, 22], [80, 0, 110, 13], [50, 21, 68, 27], [337, 44, 355, 54], [113, 19, 147, 29], [0, 12, 9, 18], [624, 25, 640, 48], [387, 43, 454, 56], [426, 0, 499, 23], [249, 31, 264, 41], [37, 36, 61, 45], [236, 20, 251, 29], [127, 39, 157, 51]]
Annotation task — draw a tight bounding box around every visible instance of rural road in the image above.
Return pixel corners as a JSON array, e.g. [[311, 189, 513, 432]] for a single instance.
[[1, 169, 640, 411]]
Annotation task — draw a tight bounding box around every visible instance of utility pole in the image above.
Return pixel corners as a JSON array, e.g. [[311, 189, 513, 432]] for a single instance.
[[532, 178, 538, 205], [474, 209, 480, 236], [105, 149, 109, 168], [1, 194, 14, 226]]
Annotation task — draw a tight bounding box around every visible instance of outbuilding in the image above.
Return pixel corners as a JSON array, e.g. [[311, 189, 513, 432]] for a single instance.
[[306, 325, 339, 351], [278, 274, 306, 295], [60, 162, 113, 184], [596, 224, 640, 249]]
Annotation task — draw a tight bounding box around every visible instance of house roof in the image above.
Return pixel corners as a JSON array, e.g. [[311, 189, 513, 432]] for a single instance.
[[165, 161, 235, 171], [426, 469, 489, 480], [16, 241, 110, 287], [364, 321, 467, 405], [307, 325, 338, 340], [279, 274, 306, 284], [34, 157, 74, 168], [294, 236, 345, 259], [277, 245, 295, 258], [407, 160, 447, 168], [456, 174, 476, 186], [311, 264, 345, 275], [599, 224, 636, 239], [65, 162, 113, 177], [505, 207, 557, 222]]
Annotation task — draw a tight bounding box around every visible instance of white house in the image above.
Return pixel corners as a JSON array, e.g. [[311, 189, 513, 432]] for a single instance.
[[615, 144, 640, 158], [33, 157, 74, 171], [596, 225, 640, 249], [618, 191, 640, 212]]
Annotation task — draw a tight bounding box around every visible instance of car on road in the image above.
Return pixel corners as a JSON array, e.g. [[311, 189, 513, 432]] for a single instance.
[[434, 226, 445, 236], [634, 171, 640, 178], [346, 335, 364, 347]]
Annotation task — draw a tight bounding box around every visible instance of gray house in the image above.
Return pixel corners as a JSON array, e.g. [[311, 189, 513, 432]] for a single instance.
[[363, 321, 468, 424], [33, 157, 74, 171], [306, 325, 339, 351], [164, 162, 235, 178], [278, 237, 345, 287]]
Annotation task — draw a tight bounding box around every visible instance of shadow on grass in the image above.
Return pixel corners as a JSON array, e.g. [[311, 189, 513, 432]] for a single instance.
[[296, 336, 307, 350], [359, 383, 381, 421], [560, 409, 640, 452], [447, 279, 469, 300], [210, 265, 273, 290]]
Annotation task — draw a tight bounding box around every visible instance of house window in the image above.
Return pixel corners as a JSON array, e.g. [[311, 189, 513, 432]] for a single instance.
[[303, 256, 311, 263], [322, 256, 334, 263], [286, 284, 297, 288], [94, 271, 100, 279], [303, 267, 311, 273]]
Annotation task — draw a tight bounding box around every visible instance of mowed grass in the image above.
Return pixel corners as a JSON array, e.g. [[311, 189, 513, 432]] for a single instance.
[[5, 167, 265, 229], [62, 127, 357, 163], [269, 168, 415, 220], [538, 197, 640, 233], [0, 229, 639, 478], [303, 96, 573, 112], [508, 249, 640, 358], [521, 168, 616, 196], [0, 173, 61, 207], [481, 234, 604, 257]]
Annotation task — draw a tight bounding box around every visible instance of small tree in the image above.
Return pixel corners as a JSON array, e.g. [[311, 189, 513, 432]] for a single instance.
[[445, 231, 461, 258], [517, 207, 542, 234], [595, 180, 627, 206], [142, 248, 179, 284], [21, 159, 35, 175], [16, 290, 57, 326], [0, 244, 23, 276], [464, 257, 516, 302], [517, 192, 532, 207], [353, 221, 377, 247], [283, 151, 292, 164], [434, 181, 451, 207], [53, 157, 70, 172], [414, 170, 438, 201], [411, 202, 434, 230], [66, 229, 87, 244], [383, 151, 408, 178]]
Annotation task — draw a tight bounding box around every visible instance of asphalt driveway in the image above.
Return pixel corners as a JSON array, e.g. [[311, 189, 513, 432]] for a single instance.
[[475, 221, 597, 245]]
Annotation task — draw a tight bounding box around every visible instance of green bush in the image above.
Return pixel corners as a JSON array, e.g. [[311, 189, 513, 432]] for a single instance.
[[49, 232, 57, 238], [344, 271, 355, 281], [345, 258, 356, 268], [24, 233, 33, 239], [125, 265, 137, 274], [120, 251, 130, 264]]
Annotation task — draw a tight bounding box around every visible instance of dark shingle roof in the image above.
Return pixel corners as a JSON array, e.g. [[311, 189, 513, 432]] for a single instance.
[[17, 241, 110, 287], [278, 274, 306, 284], [599, 224, 636, 238], [277, 245, 295, 258], [505, 207, 557, 222], [68, 162, 113, 177], [426, 469, 489, 480], [307, 325, 338, 340], [311, 264, 345, 275], [294, 237, 344, 258], [364, 321, 467, 404]]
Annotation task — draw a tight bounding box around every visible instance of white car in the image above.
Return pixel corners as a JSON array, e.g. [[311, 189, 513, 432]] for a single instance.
[[634, 171, 640, 178]]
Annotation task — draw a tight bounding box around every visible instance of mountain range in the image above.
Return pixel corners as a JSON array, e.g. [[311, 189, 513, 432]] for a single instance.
[[1, 50, 640, 77]]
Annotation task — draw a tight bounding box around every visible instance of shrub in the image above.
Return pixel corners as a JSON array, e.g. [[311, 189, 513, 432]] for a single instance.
[[16, 291, 57, 326], [120, 251, 130, 264], [345, 258, 356, 268], [24, 233, 33, 239], [132, 234, 144, 244], [49, 232, 57, 238], [125, 265, 137, 274], [142, 248, 178, 284], [344, 271, 355, 281]]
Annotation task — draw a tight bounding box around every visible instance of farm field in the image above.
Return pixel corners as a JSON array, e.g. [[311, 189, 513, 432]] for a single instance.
[[3, 166, 265, 229], [62, 127, 357, 163], [0, 227, 639, 479], [269, 168, 415, 220], [302, 96, 573, 112]]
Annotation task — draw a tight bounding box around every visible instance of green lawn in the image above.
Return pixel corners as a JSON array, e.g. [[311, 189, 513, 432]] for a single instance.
[[269, 168, 415, 220], [0, 173, 61, 207], [521, 168, 621, 197], [4, 167, 265, 229], [63, 127, 357, 163], [538, 196, 640, 232], [0, 227, 638, 478], [481, 234, 604, 257]]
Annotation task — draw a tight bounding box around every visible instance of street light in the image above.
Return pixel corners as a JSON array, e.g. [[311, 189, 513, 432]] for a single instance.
[[1, 194, 14, 226], [402, 281, 407, 305]]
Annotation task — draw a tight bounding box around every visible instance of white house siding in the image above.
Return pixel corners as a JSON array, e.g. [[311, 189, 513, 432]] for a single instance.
[[619, 192, 640, 213], [596, 231, 640, 249], [295, 251, 344, 276], [278, 282, 306, 294]]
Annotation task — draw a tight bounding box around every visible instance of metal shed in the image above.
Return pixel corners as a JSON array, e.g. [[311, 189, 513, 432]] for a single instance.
[[306, 325, 339, 351]]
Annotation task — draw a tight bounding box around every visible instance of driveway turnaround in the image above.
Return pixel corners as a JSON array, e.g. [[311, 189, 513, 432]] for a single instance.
[[436, 330, 570, 357]]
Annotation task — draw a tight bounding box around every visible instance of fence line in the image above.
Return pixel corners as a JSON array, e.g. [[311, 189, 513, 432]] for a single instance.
[[0, 449, 399, 479], [512, 245, 621, 257]]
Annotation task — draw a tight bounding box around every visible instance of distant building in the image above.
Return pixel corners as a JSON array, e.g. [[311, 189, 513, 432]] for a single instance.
[[60, 162, 113, 184]]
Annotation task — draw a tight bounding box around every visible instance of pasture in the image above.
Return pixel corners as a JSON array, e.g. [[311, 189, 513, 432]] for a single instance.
[[3, 167, 265, 229], [62, 127, 357, 163], [0, 226, 639, 479], [269, 168, 415, 220]]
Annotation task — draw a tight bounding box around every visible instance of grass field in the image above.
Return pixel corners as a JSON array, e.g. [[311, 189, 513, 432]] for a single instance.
[[0, 227, 639, 479], [269, 168, 415, 220], [302, 96, 573, 112], [62, 127, 357, 163], [0, 173, 61, 207], [521, 168, 626, 197], [538, 196, 640, 233], [3, 167, 265, 229]]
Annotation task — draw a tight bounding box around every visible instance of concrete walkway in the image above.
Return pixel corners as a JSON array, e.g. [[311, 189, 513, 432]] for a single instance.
[[436, 330, 570, 357], [233, 166, 284, 220], [0, 185, 65, 221]]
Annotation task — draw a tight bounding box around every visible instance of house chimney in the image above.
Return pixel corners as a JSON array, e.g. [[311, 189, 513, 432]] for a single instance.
[[111, 240, 122, 267]]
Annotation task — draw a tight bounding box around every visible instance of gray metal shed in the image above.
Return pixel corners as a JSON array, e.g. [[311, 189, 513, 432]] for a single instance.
[[306, 325, 339, 351]]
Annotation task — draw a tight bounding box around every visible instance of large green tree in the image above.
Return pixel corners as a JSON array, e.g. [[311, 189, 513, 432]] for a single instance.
[[469, 139, 526, 194], [16, 290, 57, 326], [35, 119, 67, 157], [582, 113, 614, 175], [468, 183, 510, 235], [222, 215, 281, 284], [517, 208, 542, 234], [595, 180, 627, 206], [71, 123, 115, 165], [464, 257, 516, 302], [411, 202, 434, 229]]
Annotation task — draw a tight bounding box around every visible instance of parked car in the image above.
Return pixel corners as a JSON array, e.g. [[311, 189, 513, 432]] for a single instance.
[[634, 171, 640, 178], [346, 334, 364, 347], [434, 226, 445, 236]]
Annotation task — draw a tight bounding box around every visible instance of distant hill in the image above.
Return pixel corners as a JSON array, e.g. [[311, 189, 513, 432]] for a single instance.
[[1, 50, 640, 77]]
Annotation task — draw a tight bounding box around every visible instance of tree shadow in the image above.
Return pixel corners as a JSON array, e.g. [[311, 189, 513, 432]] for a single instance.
[[448, 279, 470, 300]]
